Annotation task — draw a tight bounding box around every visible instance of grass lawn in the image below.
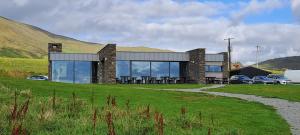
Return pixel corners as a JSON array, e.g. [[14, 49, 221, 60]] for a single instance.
[[0, 77, 291, 135], [209, 84, 300, 102], [0, 57, 47, 78]]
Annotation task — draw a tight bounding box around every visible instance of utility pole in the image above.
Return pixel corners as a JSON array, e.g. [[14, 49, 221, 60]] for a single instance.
[[224, 38, 234, 72], [256, 45, 260, 68]]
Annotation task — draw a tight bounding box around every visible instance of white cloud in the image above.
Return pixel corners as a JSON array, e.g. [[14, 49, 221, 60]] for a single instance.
[[0, 0, 299, 65], [12, 0, 29, 6], [230, 0, 284, 25], [291, 0, 300, 22]]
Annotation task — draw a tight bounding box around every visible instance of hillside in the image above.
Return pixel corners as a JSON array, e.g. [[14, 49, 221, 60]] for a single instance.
[[259, 56, 300, 70], [0, 16, 170, 58]]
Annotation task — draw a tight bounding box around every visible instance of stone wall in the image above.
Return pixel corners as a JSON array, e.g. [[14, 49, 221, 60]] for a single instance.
[[97, 44, 116, 84], [186, 49, 206, 84], [220, 52, 229, 79], [48, 43, 62, 81]]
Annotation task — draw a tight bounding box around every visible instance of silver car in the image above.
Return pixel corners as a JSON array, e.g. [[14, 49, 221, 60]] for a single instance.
[[27, 75, 48, 81], [267, 74, 291, 85], [252, 76, 274, 84]]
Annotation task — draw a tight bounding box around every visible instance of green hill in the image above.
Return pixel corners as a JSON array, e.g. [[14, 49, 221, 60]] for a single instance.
[[0, 16, 170, 58], [259, 56, 300, 70]]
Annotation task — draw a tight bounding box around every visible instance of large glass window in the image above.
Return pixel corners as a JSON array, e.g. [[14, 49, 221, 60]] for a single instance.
[[52, 61, 74, 83], [131, 61, 150, 79], [74, 61, 91, 83], [52, 61, 92, 83], [170, 62, 180, 77], [151, 62, 169, 78], [116, 61, 130, 79], [205, 65, 223, 72]]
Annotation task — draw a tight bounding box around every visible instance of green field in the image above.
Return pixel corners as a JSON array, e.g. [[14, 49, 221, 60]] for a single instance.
[[0, 77, 291, 135], [208, 84, 300, 102], [0, 57, 47, 78]]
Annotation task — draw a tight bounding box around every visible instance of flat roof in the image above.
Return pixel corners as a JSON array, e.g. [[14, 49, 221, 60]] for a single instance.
[[49, 52, 224, 62]]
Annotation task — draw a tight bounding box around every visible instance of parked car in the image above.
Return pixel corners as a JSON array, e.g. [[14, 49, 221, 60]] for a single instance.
[[27, 75, 48, 81], [284, 70, 300, 83], [230, 75, 253, 84], [267, 74, 291, 85], [252, 76, 274, 84]]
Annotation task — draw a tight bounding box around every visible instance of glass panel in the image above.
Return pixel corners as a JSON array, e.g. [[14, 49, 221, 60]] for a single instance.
[[74, 61, 91, 84], [170, 62, 180, 77], [205, 65, 222, 72], [151, 62, 169, 78], [52, 61, 74, 83], [116, 61, 130, 79], [131, 61, 150, 79], [205, 65, 209, 72]]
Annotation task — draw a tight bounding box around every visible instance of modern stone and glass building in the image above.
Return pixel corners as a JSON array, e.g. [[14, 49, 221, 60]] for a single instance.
[[48, 43, 229, 84]]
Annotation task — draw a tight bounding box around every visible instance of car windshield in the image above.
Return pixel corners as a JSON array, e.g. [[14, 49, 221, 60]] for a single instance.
[[278, 76, 288, 80], [240, 76, 250, 80], [259, 76, 268, 80]]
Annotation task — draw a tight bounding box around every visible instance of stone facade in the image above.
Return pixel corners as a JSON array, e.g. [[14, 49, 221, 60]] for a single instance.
[[47, 42, 226, 84], [186, 49, 206, 84], [220, 52, 229, 79], [97, 44, 116, 84], [48, 43, 62, 81]]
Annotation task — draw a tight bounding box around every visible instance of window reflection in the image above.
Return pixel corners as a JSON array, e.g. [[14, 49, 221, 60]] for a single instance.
[[131, 61, 150, 79], [116, 61, 130, 79], [52, 61, 91, 83], [52, 61, 74, 83], [74, 61, 91, 83], [170, 62, 179, 77], [205, 65, 223, 72], [151, 62, 169, 78]]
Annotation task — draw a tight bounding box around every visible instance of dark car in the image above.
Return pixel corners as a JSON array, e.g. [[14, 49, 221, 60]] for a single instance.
[[230, 75, 253, 84], [252, 76, 274, 84]]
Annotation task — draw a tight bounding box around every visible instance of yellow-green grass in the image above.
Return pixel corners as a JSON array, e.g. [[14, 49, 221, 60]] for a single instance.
[[0, 77, 291, 134], [209, 84, 300, 102], [0, 17, 170, 58], [0, 57, 47, 78]]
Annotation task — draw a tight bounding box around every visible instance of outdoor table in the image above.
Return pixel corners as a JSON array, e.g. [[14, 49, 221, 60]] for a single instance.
[[131, 77, 137, 84], [161, 76, 170, 84], [150, 77, 157, 84], [170, 77, 179, 84], [120, 76, 131, 84], [141, 76, 151, 84]]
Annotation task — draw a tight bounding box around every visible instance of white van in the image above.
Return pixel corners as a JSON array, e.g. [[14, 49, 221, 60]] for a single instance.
[[284, 70, 300, 83]]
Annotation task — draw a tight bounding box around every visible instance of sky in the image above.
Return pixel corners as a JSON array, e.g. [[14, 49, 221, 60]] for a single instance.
[[0, 0, 300, 65]]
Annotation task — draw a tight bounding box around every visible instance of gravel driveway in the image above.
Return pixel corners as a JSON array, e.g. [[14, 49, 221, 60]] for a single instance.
[[147, 85, 300, 135]]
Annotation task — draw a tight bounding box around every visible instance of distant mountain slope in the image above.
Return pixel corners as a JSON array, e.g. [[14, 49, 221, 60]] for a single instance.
[[259, 56, 300, 70], [0, 16, 170, 58]]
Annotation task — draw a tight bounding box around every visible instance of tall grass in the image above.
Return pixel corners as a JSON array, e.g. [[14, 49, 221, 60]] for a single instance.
[[0, 85, 241, 135]]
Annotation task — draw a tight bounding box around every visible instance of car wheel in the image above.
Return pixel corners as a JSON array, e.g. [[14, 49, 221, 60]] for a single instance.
[[277, 81, 281, 84]]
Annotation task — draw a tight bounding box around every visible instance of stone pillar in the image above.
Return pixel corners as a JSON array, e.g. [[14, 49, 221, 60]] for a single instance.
[[48, 43, 62, 81], [220, 52, 229, 80], [97, 44, 116, 84], [186, 48, 206, 84]]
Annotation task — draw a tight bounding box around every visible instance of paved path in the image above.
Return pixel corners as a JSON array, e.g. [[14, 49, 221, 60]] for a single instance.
[[143, 85, 300, 135]]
